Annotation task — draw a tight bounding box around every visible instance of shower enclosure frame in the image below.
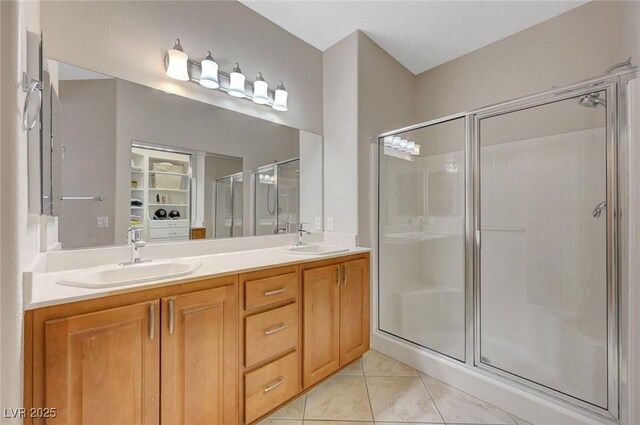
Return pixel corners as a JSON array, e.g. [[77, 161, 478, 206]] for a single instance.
[[375, 67, 638, 422], [214, 171, 243, 238], [253, 157, 300, 235]]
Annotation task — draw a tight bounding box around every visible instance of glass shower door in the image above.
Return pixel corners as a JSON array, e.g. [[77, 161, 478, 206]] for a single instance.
[[215, 176, 232, 238], [477, 90, 612, 409], [276, 160, 300, 231], [378, 117, 467, 361]]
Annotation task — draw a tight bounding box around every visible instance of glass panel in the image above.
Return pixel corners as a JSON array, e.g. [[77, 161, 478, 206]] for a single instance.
[[215, 177, 232, 238], [232, 174, 244, 237], [254, 167, 277, 235], [277, 160, 300, 231], [379, 117, 466, 361], [478, 92, 608, 408]]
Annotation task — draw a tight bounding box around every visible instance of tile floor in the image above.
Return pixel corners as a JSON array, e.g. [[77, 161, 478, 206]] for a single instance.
[[259, 350, 532, 425]]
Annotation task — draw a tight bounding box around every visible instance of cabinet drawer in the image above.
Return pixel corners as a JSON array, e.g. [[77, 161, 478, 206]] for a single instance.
[[149, 227, 189, 239], [245, 303, 298, 368], [149, 219, 189, 229], [245, 272, 297, 311], [245, 351, 298, 424]]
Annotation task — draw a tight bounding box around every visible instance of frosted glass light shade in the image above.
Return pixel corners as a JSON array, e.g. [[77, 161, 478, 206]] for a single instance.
[[399, 139, 408, 151], [252, 73, 269, 104], [411, 144, 421, 156], [391, 136, 401, 149], [166, 39, 189, 81], [272, 81, 288, 111], [228, 63, 246, 98], [199, 51, 219, 89], [383, 136, 393, 146], [406, 141, 415, 152]]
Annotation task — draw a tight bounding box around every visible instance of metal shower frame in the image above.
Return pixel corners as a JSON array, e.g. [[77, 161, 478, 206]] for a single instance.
[[375, 66, 638, 422]]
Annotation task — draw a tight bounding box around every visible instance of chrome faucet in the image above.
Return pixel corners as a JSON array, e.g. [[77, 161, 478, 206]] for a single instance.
[[593, 201, 607, 219], [293, 222, 311, 246], [120, 227, 151, 265]]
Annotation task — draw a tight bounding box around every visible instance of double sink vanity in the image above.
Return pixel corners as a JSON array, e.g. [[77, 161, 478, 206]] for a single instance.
[[23, 242, 370, 425]]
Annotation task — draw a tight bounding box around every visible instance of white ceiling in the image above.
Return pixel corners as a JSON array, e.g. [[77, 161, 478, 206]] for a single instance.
[[240, 0, 587, 74]]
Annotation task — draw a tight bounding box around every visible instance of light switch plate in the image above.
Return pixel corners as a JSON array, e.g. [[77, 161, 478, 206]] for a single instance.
[[314, 217, 321, 230], [327, 217, 334, 231], [97, 216, 109, 228]]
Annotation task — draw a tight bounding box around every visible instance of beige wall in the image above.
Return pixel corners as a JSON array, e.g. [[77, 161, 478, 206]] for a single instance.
[[357, 32, 415, 247], [0, 1, 42, 421], [323, 32, 359, 235], [414, 1, 640, 121], [41, 1, 323, 134], [59, 79, 118, 249]]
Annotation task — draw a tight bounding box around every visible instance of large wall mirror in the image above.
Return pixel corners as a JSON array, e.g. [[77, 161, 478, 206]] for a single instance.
[[41, 60, 323, 250]]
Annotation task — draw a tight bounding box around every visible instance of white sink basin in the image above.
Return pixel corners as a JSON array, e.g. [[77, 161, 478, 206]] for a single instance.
[[286, 244, 349, 256], [57, 260, 201, 289]]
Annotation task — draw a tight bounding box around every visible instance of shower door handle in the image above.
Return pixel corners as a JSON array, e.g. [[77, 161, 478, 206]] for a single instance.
[[593, 201, 607, 219]]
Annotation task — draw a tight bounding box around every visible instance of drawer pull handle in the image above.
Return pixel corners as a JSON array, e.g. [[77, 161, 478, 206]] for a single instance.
[[264, 378, 284, 393], [149, 303, 155, 340], [344, 265, 348, 286], [169, 299, 175, 335], [265, 324, 287, 336], [336, 265, 341, 286], [264, 288, 286, 297]]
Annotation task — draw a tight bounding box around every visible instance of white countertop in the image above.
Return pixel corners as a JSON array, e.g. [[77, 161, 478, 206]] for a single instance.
[[25, 245, 370, 310]]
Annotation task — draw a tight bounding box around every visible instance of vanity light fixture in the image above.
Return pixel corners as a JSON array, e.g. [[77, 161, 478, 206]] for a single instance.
[[228, 63, 246, 98], [164, 38, 290, 111], [399, 139, 409, 152], [252, 73, 269, 104], [272, 81, 288, 112], [166, 39, 190, 81], [199, 51, 219, 89]]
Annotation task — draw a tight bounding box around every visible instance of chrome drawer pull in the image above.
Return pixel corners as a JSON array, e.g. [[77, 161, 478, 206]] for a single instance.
[[264, 288, 286, 297], [265, 323, 287, 336], [264, 378, 284, 393], [149, 304, 155, 340], [169, 299, 175, 335], [344, 265, 348, 286], [336, 265, 341, 286]]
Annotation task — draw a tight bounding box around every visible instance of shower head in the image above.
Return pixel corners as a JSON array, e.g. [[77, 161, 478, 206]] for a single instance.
[[578, 92, 606, 108]]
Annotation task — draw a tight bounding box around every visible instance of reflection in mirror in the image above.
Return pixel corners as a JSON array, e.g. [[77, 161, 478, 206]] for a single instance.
[[42, 60, 322, 250]]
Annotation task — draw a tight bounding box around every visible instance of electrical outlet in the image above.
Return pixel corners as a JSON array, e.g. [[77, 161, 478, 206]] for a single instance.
[[314, 217, 321, 230], [97, 216, 109, 228], [326, 217, 334, 231]]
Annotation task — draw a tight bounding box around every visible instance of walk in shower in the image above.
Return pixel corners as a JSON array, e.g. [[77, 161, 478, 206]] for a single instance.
[[215, 172, 243, 238], [254, 159, 300, 235], [377, 70, 635, 419]]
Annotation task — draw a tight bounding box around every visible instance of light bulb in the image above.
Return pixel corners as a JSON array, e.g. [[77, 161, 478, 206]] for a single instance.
[[199, 51, 219, 89], [166, 39, 189, 81], [272, 81, 288, 111], [228, 63, 246, 98], [252, 72, 269, 104]]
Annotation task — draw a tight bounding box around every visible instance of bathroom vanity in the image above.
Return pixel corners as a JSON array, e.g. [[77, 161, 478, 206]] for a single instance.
[[23, 248, 370, 425]]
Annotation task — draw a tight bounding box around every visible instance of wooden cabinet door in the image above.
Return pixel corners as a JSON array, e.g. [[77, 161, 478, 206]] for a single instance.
[[339, 259, 370, 366], [44, 301, 160, 425], [302, 264, 341, 388], [161, 285, 238, 425]]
